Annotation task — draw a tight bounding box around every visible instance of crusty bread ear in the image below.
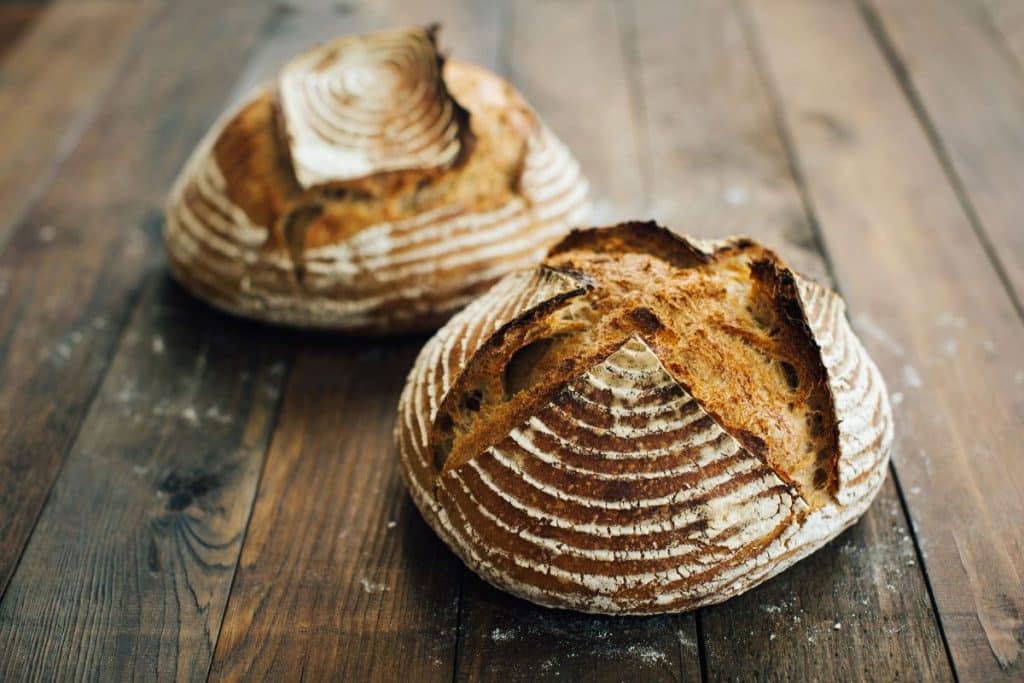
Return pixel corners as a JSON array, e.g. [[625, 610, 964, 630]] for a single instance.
[[396, 222, 892, 614], [165, 26, 590, 334]]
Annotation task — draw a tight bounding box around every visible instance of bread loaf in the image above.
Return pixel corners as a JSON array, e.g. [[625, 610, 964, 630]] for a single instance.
[[396, 221, 893, 613], [165, 26, 589, 333]]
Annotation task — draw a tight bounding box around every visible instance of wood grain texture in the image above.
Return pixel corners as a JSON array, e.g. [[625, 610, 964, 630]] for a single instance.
[[744, 0, 1024, 678], [0, 276, 289, 682], [456, 573, 699, 683], [450, 2, 699, 679], [627, 2, 950, 679], [979, 0, 1024, 73], [0, 0, 152, 247], [506, 0, 645, 224], [207, 3, 483, 679], [0, 0, 276, 599], [209, 340, 463, 682], [860, 0, 1024, 308]]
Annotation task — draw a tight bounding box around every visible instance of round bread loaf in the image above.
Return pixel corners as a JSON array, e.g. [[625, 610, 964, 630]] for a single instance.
[[396, 221, 893, 614], [165, 26, 589, 333]]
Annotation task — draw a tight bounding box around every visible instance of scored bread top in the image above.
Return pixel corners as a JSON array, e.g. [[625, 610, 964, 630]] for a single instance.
[[396, 221, 893, 613], [164, 26, 590, 333]]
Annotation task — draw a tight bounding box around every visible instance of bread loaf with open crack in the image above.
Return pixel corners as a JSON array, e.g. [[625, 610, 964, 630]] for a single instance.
[[165, 25, 589, 333], [396, 221, 893, 613]]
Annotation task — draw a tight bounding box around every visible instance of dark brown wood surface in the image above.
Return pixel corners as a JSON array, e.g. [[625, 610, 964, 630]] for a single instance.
[[0, 0, 1020, 680]]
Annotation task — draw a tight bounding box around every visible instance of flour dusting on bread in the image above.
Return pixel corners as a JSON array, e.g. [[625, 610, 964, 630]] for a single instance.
[[396, 221, 893, 614]]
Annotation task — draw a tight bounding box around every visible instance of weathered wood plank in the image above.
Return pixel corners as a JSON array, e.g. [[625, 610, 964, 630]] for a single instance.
[[744, 0, 1024, 678], [0, 2, 43, 61], [449, 2, 700, 681], [456, 573, 698, 683], [628, 1, 951, 679], [210, 340, 463, 682], [507, 0, 645, 225], [0, 0, 153, 247], [0, 276, 289, 681], [209, 3, 491, 679], [859, 0, 1024, 311], [0, 0, 276, 599], [979, 0, 1024, 73]]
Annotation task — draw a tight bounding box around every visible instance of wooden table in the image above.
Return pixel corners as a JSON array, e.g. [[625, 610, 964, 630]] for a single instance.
[[0, 0, 1021, 680]]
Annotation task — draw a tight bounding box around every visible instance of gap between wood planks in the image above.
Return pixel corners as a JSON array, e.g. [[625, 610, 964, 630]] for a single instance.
[[857, 0, 1023, 320], [731, 0, 958, 676], [0, 0, 1007, 679], [0, 1, 285, 675], [741, 0, 1024, 678], [0, 1, 156, 250]]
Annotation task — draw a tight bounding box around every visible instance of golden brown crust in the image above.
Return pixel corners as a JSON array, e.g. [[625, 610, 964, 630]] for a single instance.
[[164, 27, 590, 333], [396, 222, 893, 613]]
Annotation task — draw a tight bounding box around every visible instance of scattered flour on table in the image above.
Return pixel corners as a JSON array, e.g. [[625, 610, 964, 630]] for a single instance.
[[360, 577, 389, 594], [902, 365, 923, 389], [625, 645, 668, 665], [205, 405, 233, 424], [724, 186, 749, 206], [38, 225, 57, 243], [853, 314, 905, 357], [491, 627, 516, 642], [936, 312, 966, 329]]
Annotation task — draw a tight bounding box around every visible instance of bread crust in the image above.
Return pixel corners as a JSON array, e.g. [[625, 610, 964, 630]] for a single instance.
[[164, 26, 590, 333], [396, 221, 892, 613]]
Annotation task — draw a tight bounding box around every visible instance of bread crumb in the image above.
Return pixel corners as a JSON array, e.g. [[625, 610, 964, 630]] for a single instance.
[[152, 336, 165, 354], [181, 407, 199, 425], [386, 520, 397, 529], [891, 392, 903, 407], [38, 225, 57, 243], [833, 622, 842, 630], [769, 633, 777, 641]]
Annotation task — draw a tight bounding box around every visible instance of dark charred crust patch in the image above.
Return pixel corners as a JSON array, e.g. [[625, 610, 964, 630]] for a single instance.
[[547, 221, 711, 269], [627, 307, 663, 334], [748, 258, 841, 496]]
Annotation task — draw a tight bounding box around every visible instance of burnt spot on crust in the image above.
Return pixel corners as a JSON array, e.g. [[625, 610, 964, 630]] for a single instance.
[[627, 307, 663, 334], [548, 221, 711, 269]]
